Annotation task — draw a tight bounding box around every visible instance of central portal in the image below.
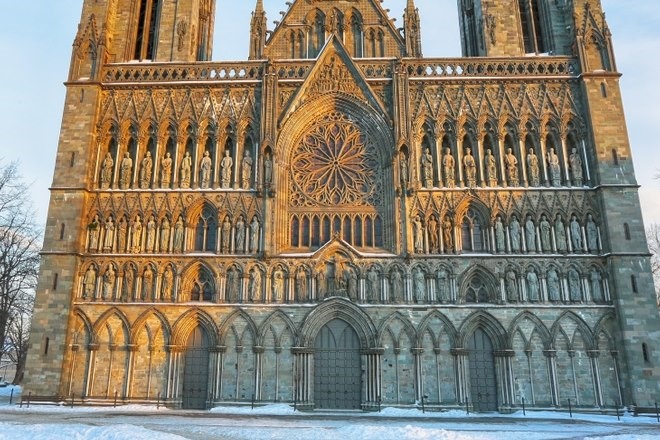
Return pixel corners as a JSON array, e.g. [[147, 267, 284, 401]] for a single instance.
[[314, 319, 362, 409]]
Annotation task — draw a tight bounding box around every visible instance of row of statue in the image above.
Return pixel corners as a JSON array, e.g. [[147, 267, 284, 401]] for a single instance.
[[86, 213, 261, 255], [411, 212, 600, 254], [405, 145, 584, 189], [80, 262, 609, 305], [99, 148, 273, 191]]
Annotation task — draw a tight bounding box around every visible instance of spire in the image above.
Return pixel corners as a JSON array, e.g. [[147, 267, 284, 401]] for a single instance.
[[404, 0, 422, 57], [249, 0, 267, 60]]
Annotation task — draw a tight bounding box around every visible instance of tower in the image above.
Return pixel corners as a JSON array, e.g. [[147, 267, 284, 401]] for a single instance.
[[404, 0, 422, 57], [249, 0, 267, 60]]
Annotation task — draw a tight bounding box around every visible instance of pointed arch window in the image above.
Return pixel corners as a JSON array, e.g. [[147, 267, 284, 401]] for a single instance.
[[134, 0, 162, 60], [461, 209, 486, 252], [351, 13, 364, 57], [519, 0, 549, 54], [194, 205, 218, 252]]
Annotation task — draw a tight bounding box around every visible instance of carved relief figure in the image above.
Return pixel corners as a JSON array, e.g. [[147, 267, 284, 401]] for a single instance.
[[539, 215, 552, 252], [273, 267, 285, 303], [525, 215, 536, 252], [221, 150, 233, 189], [586, 214, 599, 252], [119, 152, 133, 189], [142, 265, 154, 301], [100, 152, 113, 189], [83, 266, 96, 299], [421, 147, 434, 188], [569, 147, 583, 186], [235, 216, 246, 253], [399, 152, 409, 187], [547, 148, 561, 187], [221, 216, 232, 253], [495, 215, 506, 253], [103, 216, 115, 252], [123, 265, 135, 302], [139, 151, 153, 189], [504, 148, 519, 187], [241, 150, 253, 190], [88, 215, 100, 252], [263, 152, 273, 189], [160, 152, 172, 188], [347, 268, 358, 302], [180, 151, 192, 188], [413, 215, 424, 254], [317, 267, 327, 300], [117, 217, 128, 253], [527, 148, 540, 187], [367, 266, 379, 303], [590, 269, 604, 303], [162, 266, 174, 301], [173, 216, 184, 252], [485, 149, 497, 187], [102, 265, 116, 300], [250, 216, 260, 253], [436, 268, 449, 303], [146, 215, 156, 252], [555, 215, 567, 253], [200, 150, 212, 189], [442, 216, 453, 252], [249, 268, 262, 302], [510, 215, 521, 253], [413, 267, 426, 303], [226, 268, 239, 303], [463, 147, 477, 187], [160, 217, 170, 252], [295, 267, 308, 302], [390, 269, 403, 303], [442, 147, 455, 188], [568, 269, 582, 302], [506, 270, 519, 302], [570, 215, 582, 251], [526, 270, 540, 302], [131, 215, 143, 253], [428, 215, 439, 253], [547, 269, 561, 302]]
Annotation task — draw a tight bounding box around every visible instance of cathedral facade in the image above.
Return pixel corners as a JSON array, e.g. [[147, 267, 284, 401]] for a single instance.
[[25, 0, 660, 412]]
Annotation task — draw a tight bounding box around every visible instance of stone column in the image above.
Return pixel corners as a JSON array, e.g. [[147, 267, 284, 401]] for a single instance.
[[412, 347, 424, 403], [363, 348, 383, 409], [67, 344, 80, 397], [495, 350, 515, 409], [85, 343, 99, 397], [166, 345, 183, 401], [588, 350, 603, 407], [253, 346, 265, 401], [452, 348, 469, 405], [544, 349, 560, 407], [292, 347, 314, 408], [124, 344, 139, 399]]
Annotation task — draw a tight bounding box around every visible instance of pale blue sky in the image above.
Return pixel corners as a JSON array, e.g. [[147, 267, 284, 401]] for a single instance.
[[0, 0, 658, 226]]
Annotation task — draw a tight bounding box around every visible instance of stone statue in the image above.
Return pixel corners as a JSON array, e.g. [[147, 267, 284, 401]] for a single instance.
[[103, 216, 115, 252], [421, 147, 434, 188], [317, 268, 327, 300], [295, 267, 307, 302], [249, 268, 262, 302], [526, 270, 540, 302], [117, 217, 127, 253], [390, 269, 403, 303], [555, 215, 567, 253], [142, 265, 154, 301], [436, 268, 449, 303], [241, 150, 253, 190], [263, 152, 273, 189], [221, 150, 233, 189], [100, 152, 113, 189], [413, 215, 424, 254], [139, 151, 153, 189], [102, 265, 116, 300], [547, 148, 561, 187], [221, 216, 232, 253], [570, 215, 582, 252], [367, 266, 379, 303], [590, 269, 603, 303], [442, 216, 453, 252], [199, 150, 212, 189], [119, 152, 132, 190], [510, 215, 521, 253], [442, 147, 455, 188], [131, 215, 143, 253], [568, 269, 581, 302], [347, 268, 358, 302], [495, 216, 506, 253], [547, 269, 561, 302], [506, 270, 519, 302], [273, 267, 285, 302], [226, 268, 238, 302], [173, 216, 184, 252], [525, 215, 536, 252], [146, 215, 156, 252], [485, 149, 498, 187], [504, 148, 519, 187], [586, 214, 598, 252], [160, 152, 172, 188], [463, 147, 477, 187], [180, 151, 192, 188], [162, 266, 174, 301], [428, 215, 439, 253], [413, 267, 426, 303], [88, 215, 100, 252], [83, 266, 96, 299], [123, 265, 135, 302], [540, 215, 552, 252], [527, 148, 540, 187], [250, 216, 260, 253], [160, 217, 170, 253], [569, 147, 583, 186], [399, 152, 409, 187], [235, 216, 246, 253]]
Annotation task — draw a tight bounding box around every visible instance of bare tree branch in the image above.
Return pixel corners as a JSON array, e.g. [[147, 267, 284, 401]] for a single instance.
[[646, 223, 660, 305]]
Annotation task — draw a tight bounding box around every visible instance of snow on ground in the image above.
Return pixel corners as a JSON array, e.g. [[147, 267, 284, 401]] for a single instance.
[[0, 388, 657, 440]]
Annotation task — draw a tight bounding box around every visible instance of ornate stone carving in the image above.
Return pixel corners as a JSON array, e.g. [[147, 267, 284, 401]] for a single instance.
[[100, 152, 113, 189], [569, 148, 583, 186], [421, 147, 433, 188], [139, 151, 152, 189], [463, 147, 477, 187], [527, 148, 540, 187], [241, 150, 253, 190], [119, 152, 132, 190], [547, 148, 561, 187], [160, 152, 172, 188], [485, 149, 497, 187], [221, 150, 233, 189], [200, 150, 212, 189], [180, 152, 192, 189]]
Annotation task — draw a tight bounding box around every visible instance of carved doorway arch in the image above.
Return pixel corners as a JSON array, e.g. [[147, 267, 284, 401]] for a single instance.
[[182, 326, 210, 409]]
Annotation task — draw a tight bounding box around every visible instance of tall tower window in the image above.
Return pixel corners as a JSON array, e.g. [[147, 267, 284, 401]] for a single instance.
[[134, 0, 162, 60], [519, 0, 548, 54]]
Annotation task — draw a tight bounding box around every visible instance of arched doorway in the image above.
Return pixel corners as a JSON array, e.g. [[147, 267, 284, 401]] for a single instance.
[[468, 328, 498, 412], [314, 319, 362, 409], [182, 326, 210, 409]]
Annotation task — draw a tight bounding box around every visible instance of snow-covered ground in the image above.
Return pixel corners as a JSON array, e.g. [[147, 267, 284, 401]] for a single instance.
[[0, 386, 657, 440]]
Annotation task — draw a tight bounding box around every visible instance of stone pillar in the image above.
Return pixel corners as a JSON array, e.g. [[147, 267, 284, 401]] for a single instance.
[[363, 348, 383, 409], [166, 345, 183, 401], [253, 346, 265, 401], [412, 347, 424, 402], [124, 344, 139, 399], [452, 348, 469, 405], [588, 350, 603, 407], [292, 347, 314, 408], [85, 343, 99, 398], [495, 350, 515, 408], [67, 344, 80, 397], [544, 349, 560, 407]]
